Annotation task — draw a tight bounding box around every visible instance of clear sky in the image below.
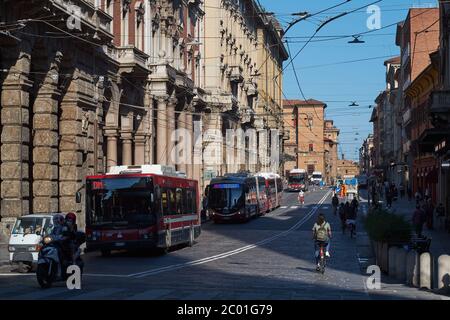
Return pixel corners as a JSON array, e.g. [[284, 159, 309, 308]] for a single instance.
[[258, 0, 439, 161]]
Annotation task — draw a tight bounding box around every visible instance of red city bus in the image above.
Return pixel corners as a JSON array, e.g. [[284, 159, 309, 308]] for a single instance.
[[84, 165, 201, 256], [256, 173, 283, 211]]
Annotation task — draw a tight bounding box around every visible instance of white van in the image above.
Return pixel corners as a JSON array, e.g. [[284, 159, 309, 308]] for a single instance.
[[8, 214, 57, 272], [310, 171, 323, 185]]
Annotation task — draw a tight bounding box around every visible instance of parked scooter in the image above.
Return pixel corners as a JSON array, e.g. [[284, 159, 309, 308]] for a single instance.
[[36, 231, 85, 288]]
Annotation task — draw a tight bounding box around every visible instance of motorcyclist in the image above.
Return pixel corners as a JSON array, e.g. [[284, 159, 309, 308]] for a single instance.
[[298, 190, 305, 204], [63, 212, 78, 264], [332, 194, 339, 215]]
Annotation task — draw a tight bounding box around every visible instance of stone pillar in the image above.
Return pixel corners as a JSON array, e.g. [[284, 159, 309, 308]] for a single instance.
[[388, 246, 398, 276], [406, 250, 419, 287], [437, 254, 450, 291], [395, 248, 407, 281], [156, 96, 168, 165], [59, 100, 83, 216], [105, 129, 118, 171], [177, 110, 187, 175], [120, 112, 134, 166], [420, 252, 432, 289], [134, 135, 145, 165], [144, 93, 154, 164], [121, 134, 133, 166], [186, 111, 193, 179], [193, 114, 203, 191], [32, 78, 60, 213], [166, 96, 177, 167], [1, 69, 32, 219]]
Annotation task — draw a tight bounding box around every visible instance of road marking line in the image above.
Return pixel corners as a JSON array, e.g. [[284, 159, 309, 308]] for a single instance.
[[291, 206, 298, 209], [280, 206, 288, 209], [132, 190, 331, 279]]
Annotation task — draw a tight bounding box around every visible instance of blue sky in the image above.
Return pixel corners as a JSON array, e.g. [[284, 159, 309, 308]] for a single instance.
[[259, 0, 439, 161]]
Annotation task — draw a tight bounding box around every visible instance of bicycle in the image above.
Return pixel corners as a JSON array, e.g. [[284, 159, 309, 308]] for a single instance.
[[316, 241, 327, 274]]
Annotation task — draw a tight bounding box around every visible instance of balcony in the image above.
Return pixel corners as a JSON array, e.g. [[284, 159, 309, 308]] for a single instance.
[[116, 46, 149, 74], [227, 65, 244, 83], [430, 90, 450, 114], [50, 0, 113, 43]]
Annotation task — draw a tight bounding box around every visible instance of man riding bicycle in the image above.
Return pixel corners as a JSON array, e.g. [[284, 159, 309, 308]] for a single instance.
[[312, 213, 331, 271]]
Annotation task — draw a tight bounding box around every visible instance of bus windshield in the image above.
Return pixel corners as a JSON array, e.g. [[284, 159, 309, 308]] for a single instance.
[[312, 174, 322, 179], [288, 175, 305, 183], [86, 177, 156, 229], [208, 183, 244, 212]]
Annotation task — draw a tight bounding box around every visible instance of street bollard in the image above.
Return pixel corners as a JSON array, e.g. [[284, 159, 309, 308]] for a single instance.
[[420, 252, 432, 290], [395, 249, 407, 281], [437, 255, 450, 292], [388, 247, 399, 276], [406, 250, 419, 287], [382, 242, 389, 273]]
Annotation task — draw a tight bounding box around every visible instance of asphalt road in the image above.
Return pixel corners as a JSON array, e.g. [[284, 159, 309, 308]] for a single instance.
[[0, 187, 430, 300]]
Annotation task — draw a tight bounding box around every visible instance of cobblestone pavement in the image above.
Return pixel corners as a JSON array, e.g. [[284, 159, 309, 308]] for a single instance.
[[0, 188, 448, 300]]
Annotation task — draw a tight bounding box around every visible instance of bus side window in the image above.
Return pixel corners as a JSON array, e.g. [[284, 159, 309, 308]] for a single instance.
[[161, 189, 169, 216], [176, 188, 183, 215], [168, 189, 176, 215]]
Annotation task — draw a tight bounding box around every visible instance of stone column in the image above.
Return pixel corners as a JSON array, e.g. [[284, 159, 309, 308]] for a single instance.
[[144, 92, 154, 164], [193, 114, 203, 192], [59, 98, 83, 216], [166, 96, 177, 167], [120, 112, 134, 166], [185, 110, 194, 179], [134, 113, 146, 165], [176, 110, 187, 175], [1, 69, 32, 218], [32, 76, 60, 213], [156, 96, 168, 165], [105, 129, 118, 171]]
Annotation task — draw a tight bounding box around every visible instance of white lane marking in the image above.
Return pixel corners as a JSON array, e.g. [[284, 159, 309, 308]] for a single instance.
[[280, 206, 288, 209], [291, 206, 298, 209], [132, 190, 331, 279], [0, 273, 34, 277]]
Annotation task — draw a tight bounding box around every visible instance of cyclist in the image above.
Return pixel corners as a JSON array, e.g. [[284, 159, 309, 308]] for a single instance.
[[338, 203, 346, 233], [346, 201, 357, 237], [332, 194, 339, 215], [298, 190, 305, 205], [312, 213, 331, 271]]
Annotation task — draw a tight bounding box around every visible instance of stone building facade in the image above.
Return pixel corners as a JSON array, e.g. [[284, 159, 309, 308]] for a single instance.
[[0, 0, 206, 236], [202, 0, 287, 185]]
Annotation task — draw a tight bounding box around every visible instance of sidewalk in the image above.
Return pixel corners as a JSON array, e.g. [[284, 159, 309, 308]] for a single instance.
[[357, 193, 450, 299], [387, 196, 450, 257]]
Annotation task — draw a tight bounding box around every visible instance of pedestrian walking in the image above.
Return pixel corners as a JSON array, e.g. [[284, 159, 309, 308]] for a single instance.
[[412, 204, 426, 238], [415, 188, 423, 206], [399, 183, 405, 199], [425, 187, 431, 201], [435, 203, 446, 230], [407, 185, 412, 201], [425, 198, 434, 230]]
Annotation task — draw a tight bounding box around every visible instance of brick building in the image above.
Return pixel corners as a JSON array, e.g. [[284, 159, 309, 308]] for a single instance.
[[324, 120, 339, 184], [283, 99, 326, 178], [337, 159, 360, 178]]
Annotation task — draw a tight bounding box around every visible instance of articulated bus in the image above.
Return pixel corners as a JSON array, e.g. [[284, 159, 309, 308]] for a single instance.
[[84, 165, 201, 256], [256, 172, 283, 211], [206, 173, 267, 223]]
